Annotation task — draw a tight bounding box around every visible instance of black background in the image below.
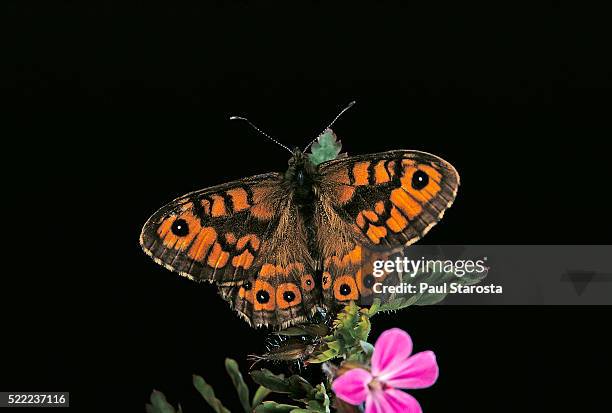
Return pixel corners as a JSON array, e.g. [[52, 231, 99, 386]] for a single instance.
[[2, 2, 611, 412]]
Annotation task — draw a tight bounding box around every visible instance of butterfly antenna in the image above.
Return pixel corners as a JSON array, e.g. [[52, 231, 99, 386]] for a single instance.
[[303, 100, 356, 152], [230, 116, 293, 154]]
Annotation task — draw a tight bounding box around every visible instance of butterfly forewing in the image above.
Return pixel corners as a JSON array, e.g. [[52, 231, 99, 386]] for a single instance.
[[140, 173, 281, 281]]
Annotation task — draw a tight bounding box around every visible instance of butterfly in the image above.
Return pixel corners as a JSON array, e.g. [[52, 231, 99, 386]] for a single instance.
[[140, 106, 460, 328]]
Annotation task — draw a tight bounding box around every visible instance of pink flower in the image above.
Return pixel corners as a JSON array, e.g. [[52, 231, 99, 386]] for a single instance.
[[332, 328, 438, 413]]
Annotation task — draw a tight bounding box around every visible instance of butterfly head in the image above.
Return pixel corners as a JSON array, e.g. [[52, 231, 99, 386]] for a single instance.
[[286, 148, 316, 187]]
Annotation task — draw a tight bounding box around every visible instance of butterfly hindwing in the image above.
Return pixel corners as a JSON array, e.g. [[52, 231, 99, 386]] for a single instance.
[[316, 150, 460, 307], [218, 262, 321, 328]]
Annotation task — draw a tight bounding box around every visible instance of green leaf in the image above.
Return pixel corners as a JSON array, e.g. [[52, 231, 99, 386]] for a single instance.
[[146, 390, 176, 413], [367, 298, 381, 316], [359, 340, 375, 358], [250, 369, 315, 401], [459, 269, 489, 285], [326, 340, 342, 352], [355, 313, 371, 341], [252, 385, 272, 408], [376, 293, 422, 312], [308, 129, 343, 165], [312, 383, 331, 413], [193, 374, 231, 413], [414, 292, 447, 305], [225, 358, 251, 413], [250, 369, 291, 393], [306, 400, 327, 412], [254, 401, 301, 413], [307, 341, 340, 364], [286, 375, 315, 400]]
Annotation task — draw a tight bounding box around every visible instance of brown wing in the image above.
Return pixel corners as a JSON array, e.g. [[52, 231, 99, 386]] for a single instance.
[[317, 241, 405, 310], [140, 173, 320, 328], [314, 150, 460, 308]]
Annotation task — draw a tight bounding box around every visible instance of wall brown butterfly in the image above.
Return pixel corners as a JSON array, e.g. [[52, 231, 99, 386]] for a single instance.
[[140, 110, 459, 328]]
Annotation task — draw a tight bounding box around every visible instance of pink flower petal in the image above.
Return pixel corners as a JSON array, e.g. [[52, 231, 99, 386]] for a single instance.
[[365, 388, 422, 413], [383, 388, 423, 413], [371, 328, 413, 376], [379, 350, 439, 389], [365, 389, 390, 413], [332, 368, 372, 405]]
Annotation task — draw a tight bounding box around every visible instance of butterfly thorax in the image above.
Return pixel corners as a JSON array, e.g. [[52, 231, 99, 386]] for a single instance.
[[284, 149, 318, 206]]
